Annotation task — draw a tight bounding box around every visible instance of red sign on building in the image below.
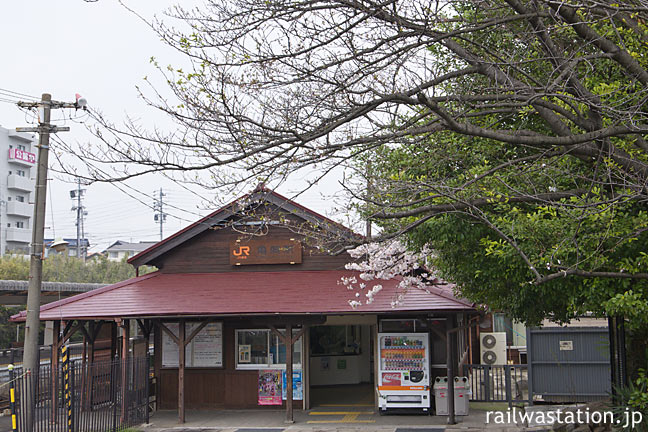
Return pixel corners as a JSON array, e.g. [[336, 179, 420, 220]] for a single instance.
[[8, 148, 36, 164]]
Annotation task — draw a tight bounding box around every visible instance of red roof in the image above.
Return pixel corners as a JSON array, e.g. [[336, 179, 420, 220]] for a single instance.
[[11, 270, 473, 321]]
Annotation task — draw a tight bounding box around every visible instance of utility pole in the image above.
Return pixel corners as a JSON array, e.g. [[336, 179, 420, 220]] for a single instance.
[[16, 93, 84, 432], [70, 179, 87, 259], [154, 188, 167, 241]]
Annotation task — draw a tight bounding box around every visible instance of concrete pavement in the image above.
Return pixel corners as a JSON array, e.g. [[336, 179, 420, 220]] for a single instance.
[[139, 406, 554, 432]]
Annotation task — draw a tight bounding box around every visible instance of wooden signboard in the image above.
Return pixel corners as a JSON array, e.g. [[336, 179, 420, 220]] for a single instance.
[[230, 238, 302, 265]]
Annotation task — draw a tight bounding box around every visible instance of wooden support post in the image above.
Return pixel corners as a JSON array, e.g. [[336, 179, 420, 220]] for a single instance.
[[178, 319, 186, 424], [111, 322, 117, 359], [267, 323, 305, 423], [285, 323, 294, 424], [446, 316, 456, 425], [80, 329, 87, 411], [51, 320, 61, 422], [84, 321, 102, 410], [153, 322, 162, 411], [120, 320, 130, 423]]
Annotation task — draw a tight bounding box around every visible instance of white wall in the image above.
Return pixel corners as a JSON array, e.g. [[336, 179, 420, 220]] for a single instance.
[[309, 324, 373, 386]]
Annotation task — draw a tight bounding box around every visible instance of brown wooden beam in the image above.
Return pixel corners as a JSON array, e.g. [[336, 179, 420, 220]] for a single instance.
[[62, 320, 74, 340], [78, 321, 91, 341], [153, 322, 162, 412], [291, 327, 306, 345], [267, 324, 305, 346], [285, 323, 294, 424], [90, 320, 104, 342], [61, 321, 85, 344], [50, 320, 61, 423], [184, 318, 215, 347], [178, 319, 186, 424], [110, 322, 117, 360], [267, 324, 286, 343], [136, 319, 155, 339], [120, 320, 130, 423], [84, 321, 97, 411], [242, 315, 326, 327], [157, 321, 180, 346]]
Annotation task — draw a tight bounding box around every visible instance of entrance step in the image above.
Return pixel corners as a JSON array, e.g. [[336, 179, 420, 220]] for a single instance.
[[307, 410, 376, 424]]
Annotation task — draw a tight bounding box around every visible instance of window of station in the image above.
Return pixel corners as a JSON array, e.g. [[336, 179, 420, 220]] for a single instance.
[[235, 329, 302, 369], [379, 319, 429, 333], [309, 325, 361, 356]]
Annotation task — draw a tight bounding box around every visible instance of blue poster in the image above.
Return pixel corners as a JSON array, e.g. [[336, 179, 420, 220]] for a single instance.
[[282, 370, 303, 400]]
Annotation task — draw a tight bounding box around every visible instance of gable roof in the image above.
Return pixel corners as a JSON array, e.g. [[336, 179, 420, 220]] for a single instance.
[[128, 186, 360, 268], [11, 270, 474, 321], [104, 241, 157, 253]]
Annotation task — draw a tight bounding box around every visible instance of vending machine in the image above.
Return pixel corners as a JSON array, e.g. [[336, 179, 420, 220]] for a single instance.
[[377, 333, 430, 411]]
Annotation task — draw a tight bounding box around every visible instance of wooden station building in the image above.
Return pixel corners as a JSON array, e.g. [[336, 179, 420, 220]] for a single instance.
[[12, 187, 476, 423]]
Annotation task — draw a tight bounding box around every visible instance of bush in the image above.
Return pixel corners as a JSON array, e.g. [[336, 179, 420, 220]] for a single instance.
[[611, 370, 648, 432]]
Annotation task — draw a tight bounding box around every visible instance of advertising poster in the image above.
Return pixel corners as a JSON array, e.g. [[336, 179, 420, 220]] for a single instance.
[[282, 370, 303, 400], [258, 370, 282, 405]]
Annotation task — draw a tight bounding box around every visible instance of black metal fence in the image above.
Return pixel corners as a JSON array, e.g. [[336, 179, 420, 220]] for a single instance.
[[462, 364, 532, 406], [9, 356, 149, 432]]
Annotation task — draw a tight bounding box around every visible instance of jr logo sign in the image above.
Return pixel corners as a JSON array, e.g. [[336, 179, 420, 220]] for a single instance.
[[230, 238, 302, 265], [232, 246, 251, 257]]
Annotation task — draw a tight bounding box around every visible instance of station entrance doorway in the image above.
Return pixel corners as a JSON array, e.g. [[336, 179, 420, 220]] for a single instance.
[[308, 318, 376, 408]]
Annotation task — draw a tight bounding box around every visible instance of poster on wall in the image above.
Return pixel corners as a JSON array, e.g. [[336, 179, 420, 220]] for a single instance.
[[238, 344, 251, 363], [192, 323, 224, 367], [258, 370, 282, 405], [162, 322, 223, 367], [281, 370, 303, 400]]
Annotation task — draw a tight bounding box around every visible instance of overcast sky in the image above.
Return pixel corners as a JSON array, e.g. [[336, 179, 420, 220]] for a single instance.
[[0, 1, 348, 252]]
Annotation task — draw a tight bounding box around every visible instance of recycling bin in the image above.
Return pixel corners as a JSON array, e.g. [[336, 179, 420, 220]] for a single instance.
[[454, 376, 470, 415], [433, 376, 449, 415], [433, 376, 470, 416]]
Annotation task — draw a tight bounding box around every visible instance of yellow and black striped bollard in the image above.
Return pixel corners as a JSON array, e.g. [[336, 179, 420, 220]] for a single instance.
[[8, 364, 17, 431], [62, 345, 73, 432]]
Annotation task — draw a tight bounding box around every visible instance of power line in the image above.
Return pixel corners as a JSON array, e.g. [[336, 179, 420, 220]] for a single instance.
[[0, 87, 39, 100]]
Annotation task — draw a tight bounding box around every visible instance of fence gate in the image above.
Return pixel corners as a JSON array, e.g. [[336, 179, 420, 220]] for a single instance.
[[462, 364, 531, 406], [10, 356, 149, 432], [527, 326, 611, 403]]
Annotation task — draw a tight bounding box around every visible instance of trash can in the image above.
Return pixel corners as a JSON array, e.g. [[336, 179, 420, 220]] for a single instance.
[[433, 376, 449, 415], [454, 376, 470, 416]]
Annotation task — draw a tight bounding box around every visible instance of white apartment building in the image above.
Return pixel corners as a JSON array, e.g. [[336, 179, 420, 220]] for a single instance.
[[0, 125, 37, 256], [103, 240, 157, 261]]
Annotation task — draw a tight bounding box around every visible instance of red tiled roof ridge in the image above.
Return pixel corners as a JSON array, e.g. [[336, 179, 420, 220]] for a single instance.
[[10, 271, 161, 321]]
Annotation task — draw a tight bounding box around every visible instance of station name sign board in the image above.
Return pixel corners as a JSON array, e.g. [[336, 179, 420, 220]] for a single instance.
[[230, 238, 302, 265]]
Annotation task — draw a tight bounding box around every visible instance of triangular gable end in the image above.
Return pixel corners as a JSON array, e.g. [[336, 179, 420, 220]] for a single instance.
[[128, 187, 360, 269]]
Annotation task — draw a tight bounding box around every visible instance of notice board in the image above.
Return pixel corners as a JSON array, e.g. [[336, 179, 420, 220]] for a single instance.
[[162, 322, 223, 368]]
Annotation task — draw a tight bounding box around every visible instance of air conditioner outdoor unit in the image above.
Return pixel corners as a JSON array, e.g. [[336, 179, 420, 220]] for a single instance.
[[480, 332, 507, 365]]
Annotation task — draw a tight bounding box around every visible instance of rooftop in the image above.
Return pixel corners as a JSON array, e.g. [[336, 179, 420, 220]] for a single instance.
[[11, 270, 473, 321]]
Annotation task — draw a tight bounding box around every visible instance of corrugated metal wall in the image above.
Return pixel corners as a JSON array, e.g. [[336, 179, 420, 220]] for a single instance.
[[528, 326, 611, 402]]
